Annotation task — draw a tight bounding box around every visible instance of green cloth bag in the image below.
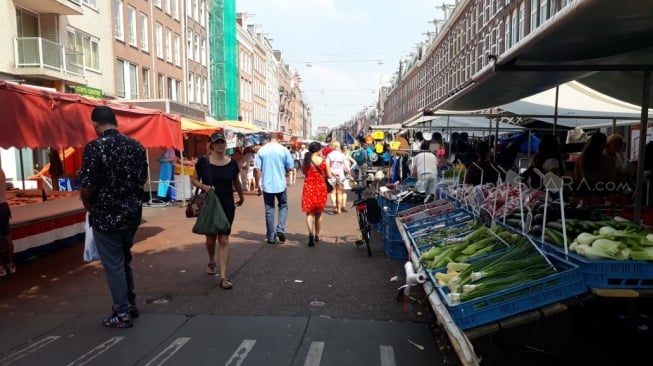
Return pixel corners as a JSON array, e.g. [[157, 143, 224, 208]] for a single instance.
[[192, 190, 231, 235]]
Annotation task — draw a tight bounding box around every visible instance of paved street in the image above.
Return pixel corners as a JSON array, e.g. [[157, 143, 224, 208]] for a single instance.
[[0, 181, 446, 366]]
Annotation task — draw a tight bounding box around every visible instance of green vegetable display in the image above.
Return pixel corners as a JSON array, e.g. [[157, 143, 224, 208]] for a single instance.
[[444, 240, 557, 303], [544, 220, 653, 261], [418, 224, 521, 270]]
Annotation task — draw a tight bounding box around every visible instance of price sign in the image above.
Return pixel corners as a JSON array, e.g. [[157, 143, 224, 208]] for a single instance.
[[479, 207, 493, 228]]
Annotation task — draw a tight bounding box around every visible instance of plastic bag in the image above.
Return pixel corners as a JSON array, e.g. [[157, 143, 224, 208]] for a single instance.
[[83, 212, 100, 262], [192, 190, 231, 235]]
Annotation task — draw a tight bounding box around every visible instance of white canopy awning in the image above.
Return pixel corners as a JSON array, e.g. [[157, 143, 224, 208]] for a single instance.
[[499, 81, 652, 128]]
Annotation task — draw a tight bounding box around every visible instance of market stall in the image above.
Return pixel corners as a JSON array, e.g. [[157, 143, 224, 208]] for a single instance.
[[388, 164, 653, 366], [0, 81, 183, 258]]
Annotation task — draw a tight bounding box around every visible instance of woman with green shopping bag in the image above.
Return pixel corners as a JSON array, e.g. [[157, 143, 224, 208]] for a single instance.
[[190, 132, 244, 290]]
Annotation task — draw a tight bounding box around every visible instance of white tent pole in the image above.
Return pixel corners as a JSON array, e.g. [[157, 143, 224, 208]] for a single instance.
[[145, 149, 153, 204], [633, 70, 651, 224], [553, 86, 559, 135]]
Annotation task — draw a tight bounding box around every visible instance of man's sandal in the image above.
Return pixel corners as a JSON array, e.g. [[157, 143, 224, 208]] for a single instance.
[[206, 262, 217, 275], [219, 279, 233, 290]]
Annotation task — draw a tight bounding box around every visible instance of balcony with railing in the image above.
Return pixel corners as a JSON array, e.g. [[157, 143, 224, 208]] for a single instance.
[[14, 37, 86, 84], [13, 0, 82, 15]]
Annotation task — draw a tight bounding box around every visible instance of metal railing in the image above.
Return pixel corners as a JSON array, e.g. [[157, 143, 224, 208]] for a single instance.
[[14, 37, 85, 77]]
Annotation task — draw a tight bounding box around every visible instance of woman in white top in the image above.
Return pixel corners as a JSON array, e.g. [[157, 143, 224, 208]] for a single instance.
[[326, 141, 349, 214]]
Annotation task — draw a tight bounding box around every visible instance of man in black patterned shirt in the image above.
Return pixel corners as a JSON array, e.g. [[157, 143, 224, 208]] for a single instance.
[[79, 106, 148, 328]]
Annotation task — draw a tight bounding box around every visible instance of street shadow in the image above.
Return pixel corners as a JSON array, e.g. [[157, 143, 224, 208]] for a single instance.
[[135, 226, 165, 241]]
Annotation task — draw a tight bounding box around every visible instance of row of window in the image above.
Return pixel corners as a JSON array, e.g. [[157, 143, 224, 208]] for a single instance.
[[187, 72, 208, 105], [419, 0, 575, 110], [240, 78, 252, 103], [186, 0, 207, 27], [67, 29, 100, 71], [116, 59, 189, 103], [384, 0, 576, 123], [154, 0, 180, 21], [187, 30, 207, 65], [114, 1, 188, 68], [239, 50, 253, 74]]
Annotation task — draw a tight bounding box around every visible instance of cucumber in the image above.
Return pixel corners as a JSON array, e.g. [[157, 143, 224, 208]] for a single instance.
[[506, 218, 523, 228], [546, 221, 565, 231], [544, 229, 565, 247]]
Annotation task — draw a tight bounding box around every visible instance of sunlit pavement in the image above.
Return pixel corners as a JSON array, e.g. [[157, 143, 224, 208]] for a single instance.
[[0, 182, 446, 366]]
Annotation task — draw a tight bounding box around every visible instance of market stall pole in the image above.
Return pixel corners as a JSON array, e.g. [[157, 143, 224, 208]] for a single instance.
[[633, 71, 651, 223]]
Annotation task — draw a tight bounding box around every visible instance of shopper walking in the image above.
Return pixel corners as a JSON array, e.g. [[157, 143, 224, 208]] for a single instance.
[[157, 147, 178, 202], [289, 146, 300, 186], [79, 106, 148, 328], [301, 142, 332, 246], [254, 132, 295, 244], [241, 147, 256, 192], [0, 167, 16, 277], [351, 143, 368, 182], [190, 132, 244, 289], [326, 141, 349, 213], [298, 144, 308, 178]]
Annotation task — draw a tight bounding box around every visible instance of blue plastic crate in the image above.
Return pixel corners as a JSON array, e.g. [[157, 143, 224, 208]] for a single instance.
[[383, 222, 403, 242], [371, 221, 382, 232], [404, 209, 475, 231], [401, 177, 417, 186], [378, 196, 420, 216], [437, 254, 586, 330], [384, 238, 408, 260], [540, 241, 653, 289]]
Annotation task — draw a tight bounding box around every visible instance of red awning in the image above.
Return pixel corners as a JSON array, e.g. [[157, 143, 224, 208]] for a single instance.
[[0, 81, 182, 149]]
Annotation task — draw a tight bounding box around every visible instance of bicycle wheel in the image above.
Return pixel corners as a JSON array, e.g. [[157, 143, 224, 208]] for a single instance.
[[359, 209, 372, 257]]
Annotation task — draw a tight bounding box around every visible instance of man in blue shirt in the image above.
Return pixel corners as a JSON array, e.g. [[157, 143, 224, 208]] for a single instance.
[[254, 132, 294, 244], [80, 106, 148, 328]]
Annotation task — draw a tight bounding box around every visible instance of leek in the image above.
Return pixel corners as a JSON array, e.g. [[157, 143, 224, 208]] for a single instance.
[[460, 267, 556, 301], [461, 237, 497, 255]]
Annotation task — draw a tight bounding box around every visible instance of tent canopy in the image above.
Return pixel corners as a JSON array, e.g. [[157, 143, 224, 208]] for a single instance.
[[431, 1, 653, 111], [0, 81, 182, 149], [204, 116, 263, 133], [407, 113, 524, 134], [181, 117, 221, 136], [499, 81, 653, 128]]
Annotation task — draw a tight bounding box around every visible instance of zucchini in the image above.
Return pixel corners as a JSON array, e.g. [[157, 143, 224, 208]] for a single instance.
[[506, 218, 523, 228], [546, 221, 565, 231], [544, 229, 565, 247]]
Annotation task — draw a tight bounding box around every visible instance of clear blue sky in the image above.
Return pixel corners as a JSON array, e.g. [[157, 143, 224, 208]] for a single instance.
[[236, 0, 455, 134]]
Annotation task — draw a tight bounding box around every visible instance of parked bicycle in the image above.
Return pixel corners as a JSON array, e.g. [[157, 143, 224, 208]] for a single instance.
[[350, 178, 381, 257]]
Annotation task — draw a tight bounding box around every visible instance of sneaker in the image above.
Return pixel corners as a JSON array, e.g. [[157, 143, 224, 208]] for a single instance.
[[112, 304, 139, 319], [102, 312, 133, 328], [266, 239, 276, 245], [276, 232, 286, 243], [128, 304, 140, 318], [6, 264, 16, 275], [0, 266, 6, 277]]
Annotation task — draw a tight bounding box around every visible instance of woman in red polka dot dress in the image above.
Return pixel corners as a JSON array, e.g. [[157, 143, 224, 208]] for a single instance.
[[301, 142, 332, 247]]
